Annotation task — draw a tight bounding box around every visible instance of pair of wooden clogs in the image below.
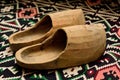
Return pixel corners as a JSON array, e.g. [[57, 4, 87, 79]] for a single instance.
[[9, 9, 106, 70]]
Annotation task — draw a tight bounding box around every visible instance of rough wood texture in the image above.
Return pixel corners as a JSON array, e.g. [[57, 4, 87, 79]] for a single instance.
[[15, 24, 106, 70], [9, 9, 85, 52]]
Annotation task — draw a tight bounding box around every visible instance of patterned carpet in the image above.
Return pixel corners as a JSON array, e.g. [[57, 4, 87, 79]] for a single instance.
[[0, 0, 120, 80]]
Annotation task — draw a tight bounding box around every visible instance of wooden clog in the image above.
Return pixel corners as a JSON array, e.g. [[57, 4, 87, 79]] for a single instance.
[[9, 9, 85, 52], [15, 24, 106, 69]]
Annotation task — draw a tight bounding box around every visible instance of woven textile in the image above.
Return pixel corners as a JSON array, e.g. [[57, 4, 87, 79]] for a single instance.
[[0, 0, 120, 80]]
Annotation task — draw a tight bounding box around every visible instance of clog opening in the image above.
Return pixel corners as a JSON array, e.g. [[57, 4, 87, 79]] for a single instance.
[[13, 15, 52, 43], [21, 29, 67, 63], [51, 29, 67, 52]]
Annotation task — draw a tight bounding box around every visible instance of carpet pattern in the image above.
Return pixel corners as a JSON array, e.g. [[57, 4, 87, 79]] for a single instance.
[[0, 0, 120, 80]]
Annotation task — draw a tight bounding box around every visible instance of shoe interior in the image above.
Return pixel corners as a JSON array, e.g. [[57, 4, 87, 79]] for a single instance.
[[21, 29, 67, 63], [13, 15, 52, 43]]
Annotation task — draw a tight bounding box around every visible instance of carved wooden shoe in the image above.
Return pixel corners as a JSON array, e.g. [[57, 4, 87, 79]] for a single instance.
[[9, 9, 85, 52], [15, 24, 106, 70]]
